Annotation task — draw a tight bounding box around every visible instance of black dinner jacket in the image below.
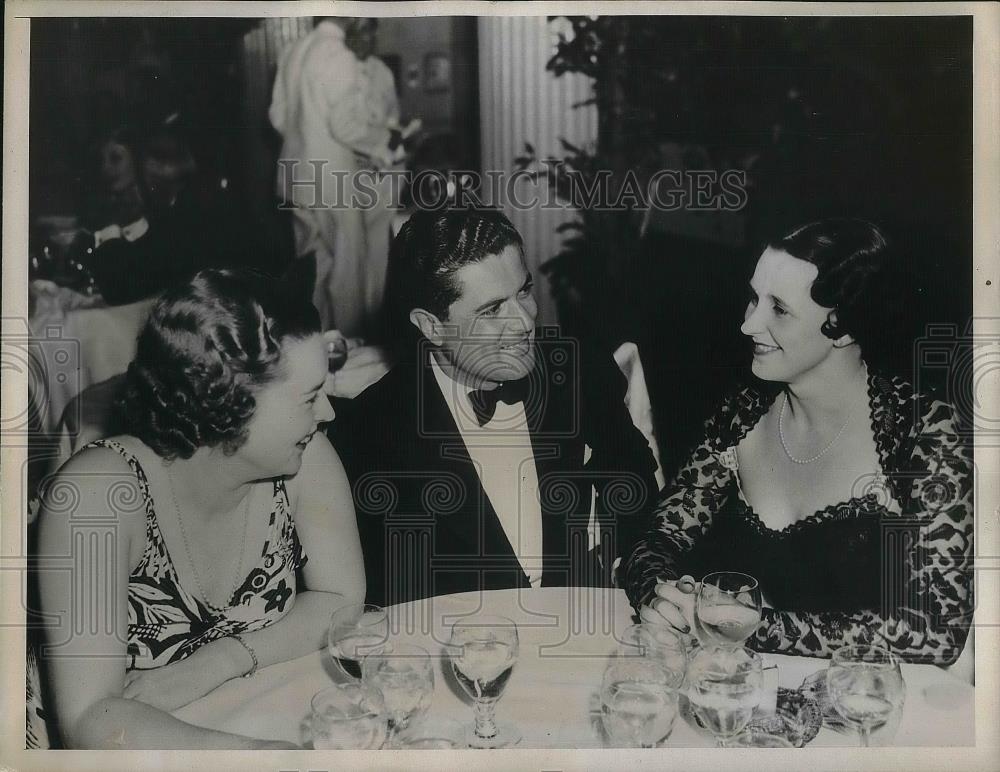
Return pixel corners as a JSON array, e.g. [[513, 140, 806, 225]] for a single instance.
[[328, 331, 658, 606]]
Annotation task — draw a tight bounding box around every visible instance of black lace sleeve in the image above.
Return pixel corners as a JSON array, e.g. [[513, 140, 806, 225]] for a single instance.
[[622, 399, 739, 609], [750, 394, 974, 665]]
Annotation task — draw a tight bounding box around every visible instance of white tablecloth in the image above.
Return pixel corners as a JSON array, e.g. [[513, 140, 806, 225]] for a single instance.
[[173, 587, 974, 748], [28, 280, 153, 435]]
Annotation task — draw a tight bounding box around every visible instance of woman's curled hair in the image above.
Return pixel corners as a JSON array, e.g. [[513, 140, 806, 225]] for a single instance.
[[118, 268, 320, 460], [771, 218, 908, 369]]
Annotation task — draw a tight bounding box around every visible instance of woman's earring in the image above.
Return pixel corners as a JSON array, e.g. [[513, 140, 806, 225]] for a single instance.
[[826, 311, 855, 348]]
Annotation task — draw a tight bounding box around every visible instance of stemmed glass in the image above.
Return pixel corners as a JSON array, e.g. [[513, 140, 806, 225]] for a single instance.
[[327, 335, 349, 372], [327, 603, 388, 680], [617, 624, 688, 689], [826, 644, 905, 747], [309, 682, 388, 749], [694, 572, 763, 649], [600, 657, 680, 747], [686, 645, 764, 747], [448, 614, 521, 748], [361, 642, 434, 739]]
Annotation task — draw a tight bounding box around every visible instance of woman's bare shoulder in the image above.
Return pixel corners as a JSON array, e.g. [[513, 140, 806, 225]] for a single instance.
[[43, 436, 152, 522]]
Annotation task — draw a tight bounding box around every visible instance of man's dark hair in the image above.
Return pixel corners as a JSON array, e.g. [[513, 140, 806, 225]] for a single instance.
[[384, 209, 524, 349]]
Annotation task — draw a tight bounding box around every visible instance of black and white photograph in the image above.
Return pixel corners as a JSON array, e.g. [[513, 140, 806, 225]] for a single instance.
[[2, 1, 998, 768]]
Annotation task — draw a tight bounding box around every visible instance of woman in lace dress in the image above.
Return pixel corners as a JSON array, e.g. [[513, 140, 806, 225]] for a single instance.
[[34, 268, 365, 748], [623, 219, 972, 665]]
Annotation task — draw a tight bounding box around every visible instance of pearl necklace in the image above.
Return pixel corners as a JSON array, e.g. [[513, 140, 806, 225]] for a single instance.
[[778, 391, 852, 465], [168, 471, 251, 613]]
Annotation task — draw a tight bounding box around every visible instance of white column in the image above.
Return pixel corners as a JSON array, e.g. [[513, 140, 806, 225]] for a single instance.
[[478, 17, 598, 327], [239, 18, 314, 217]]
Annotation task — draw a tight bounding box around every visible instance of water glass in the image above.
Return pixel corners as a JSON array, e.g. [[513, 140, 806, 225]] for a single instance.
[[309, 682, 388, 749], [328, 603, 388, 680], [616, 624, 687, 688], [391, 716, 466, 749], [694, 572, 762, 649], [601, 657, 680, 747], [361, 642, 434, 736], [448, 614, 521, 748], [687, 645, 764, 747], [826, 644, 905, 747], [730, 729, 794, 748]]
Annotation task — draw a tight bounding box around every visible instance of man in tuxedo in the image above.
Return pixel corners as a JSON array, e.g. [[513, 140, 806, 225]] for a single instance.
[[328, 209, 658, 606]]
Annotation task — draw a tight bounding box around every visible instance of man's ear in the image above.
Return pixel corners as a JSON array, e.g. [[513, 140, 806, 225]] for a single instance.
[[827, 311, 856, 348], [409, 308, 443, 346]]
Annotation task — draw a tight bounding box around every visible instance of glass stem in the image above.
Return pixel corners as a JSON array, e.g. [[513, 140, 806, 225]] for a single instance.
[[473, 700, 499, 740], [859, 722, 871, 748]]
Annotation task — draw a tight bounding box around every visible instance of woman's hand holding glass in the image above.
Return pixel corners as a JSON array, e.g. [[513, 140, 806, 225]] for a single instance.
[[640, 576, 698, 643], [694, 572, 762, 649]]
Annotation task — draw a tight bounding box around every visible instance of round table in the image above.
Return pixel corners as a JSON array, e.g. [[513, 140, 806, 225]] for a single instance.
[[173, 587, 974, 748]]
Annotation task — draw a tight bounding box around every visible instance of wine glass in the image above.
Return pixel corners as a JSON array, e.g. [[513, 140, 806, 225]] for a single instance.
[[327, 335, 349, 372], [686, 645, 764, 747], [391, 716, 466, 749], [826, 644, 905, 747], [616, 624, 688, 689], [361, 642, 434, 738], [309, 682, 388, 749], [327, 603, 388, 680], [600, 657, 680, 747], [694, 572, 762, 649], [448, 614, 520, 748]]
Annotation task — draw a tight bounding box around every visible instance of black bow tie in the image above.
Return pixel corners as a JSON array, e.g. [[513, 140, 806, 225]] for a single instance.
[[467, 378, 529, 426]]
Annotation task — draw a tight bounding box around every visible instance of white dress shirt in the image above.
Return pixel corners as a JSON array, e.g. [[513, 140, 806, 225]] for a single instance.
[[430, 358, 544, 586]]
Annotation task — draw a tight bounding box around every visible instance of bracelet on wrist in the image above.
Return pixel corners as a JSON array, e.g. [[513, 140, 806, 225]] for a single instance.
[[230, 633, 258, 678]]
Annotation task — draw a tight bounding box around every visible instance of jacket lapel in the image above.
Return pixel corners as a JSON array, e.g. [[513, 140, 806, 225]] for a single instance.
[[526, 338, 588, 585], [415, 357, 525, 572]]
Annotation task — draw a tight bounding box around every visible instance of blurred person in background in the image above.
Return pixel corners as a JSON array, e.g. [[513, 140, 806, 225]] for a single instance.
[[270, 16, 408, 338], [78, 120, 277, 305]]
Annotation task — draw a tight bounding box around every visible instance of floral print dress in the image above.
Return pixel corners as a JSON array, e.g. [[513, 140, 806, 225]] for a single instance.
[[27, 439, 310, 747], [96, 440, 311, 670]]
